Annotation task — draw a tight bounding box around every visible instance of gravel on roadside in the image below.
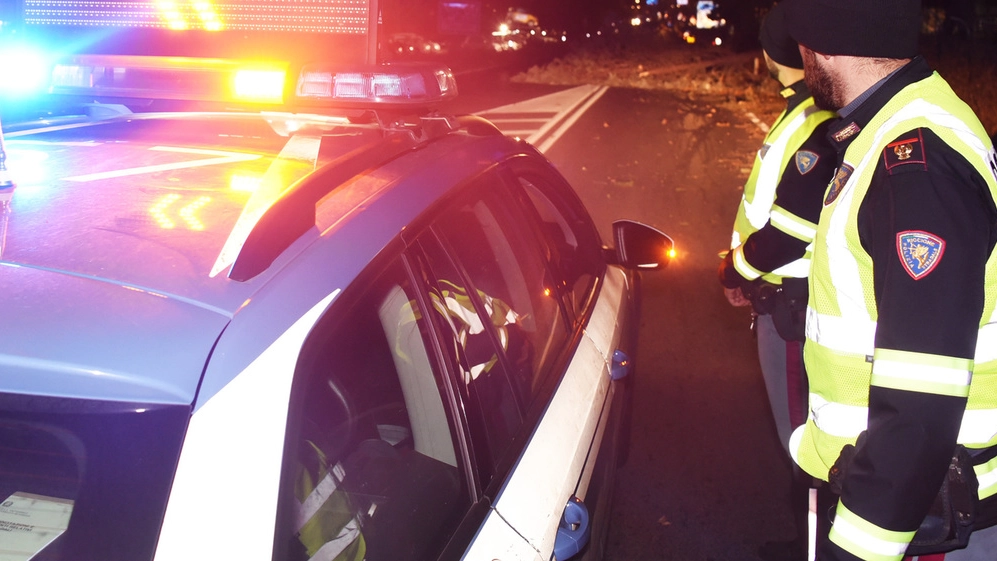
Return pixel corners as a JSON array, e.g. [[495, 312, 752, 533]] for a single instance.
[[512, 36, 997, 136]]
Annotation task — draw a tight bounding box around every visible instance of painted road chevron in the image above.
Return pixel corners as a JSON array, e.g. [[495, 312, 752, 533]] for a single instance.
[[476, 84, 609, 153]]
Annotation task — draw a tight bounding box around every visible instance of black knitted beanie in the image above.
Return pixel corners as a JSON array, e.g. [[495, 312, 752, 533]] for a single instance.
[[759, 2, 804, 69], [784, 0, 921, 59]]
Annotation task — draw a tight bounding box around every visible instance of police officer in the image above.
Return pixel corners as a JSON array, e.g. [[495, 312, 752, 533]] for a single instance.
[[720, 0, 837, 451], [782, 0, 997, 559], [718, 4, 836, 557]]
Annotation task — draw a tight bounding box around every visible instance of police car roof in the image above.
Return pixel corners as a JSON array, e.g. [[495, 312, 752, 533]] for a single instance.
[[0, 98, 512, 406]]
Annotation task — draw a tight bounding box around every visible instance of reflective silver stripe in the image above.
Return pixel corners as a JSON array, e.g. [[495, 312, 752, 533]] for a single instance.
[[871, 351, 972, 397], [732, 246, 763, 281], [730, 230, 743, 250], [978, 321, 997, 363], [771, 256, 811, 279], [445, 297, 484, 333], [811, 391, 997, 444], [830, 503, 912, 561], [958, 409, 997, 444], [810, 394, 869, 437], [871, 363, 970, 396], [311, 519, 361, 561], [733, 229, 810, 279], [975, 456, 997, 499], [789, 424, 804, 465], [810, 312, 995, 368], [806, 309, 876, 356], [770, 205, 817, 241], [742, 111, 811, 230], [296, 463, 347, 533]]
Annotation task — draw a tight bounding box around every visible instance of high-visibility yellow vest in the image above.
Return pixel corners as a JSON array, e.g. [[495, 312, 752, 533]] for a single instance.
[[730, 95, 835, 283], [294, 442, 366, 561], [434, 279, 519, 381], [792, 72, 997, 498]]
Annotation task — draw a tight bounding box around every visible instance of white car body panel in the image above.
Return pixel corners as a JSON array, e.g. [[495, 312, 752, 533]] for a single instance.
[[154, 291, 339, 561]]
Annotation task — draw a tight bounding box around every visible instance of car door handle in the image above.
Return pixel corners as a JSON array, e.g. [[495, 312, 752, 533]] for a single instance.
[[553, 496, 591, 560], [610, 349, 631, 381]]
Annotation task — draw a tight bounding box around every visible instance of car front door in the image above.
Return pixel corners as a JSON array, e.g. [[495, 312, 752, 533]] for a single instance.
[[417, 168, 630, 560]]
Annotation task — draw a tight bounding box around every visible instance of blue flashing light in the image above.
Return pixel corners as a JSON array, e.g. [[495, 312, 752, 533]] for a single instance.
[[0, 46, 51, 98]]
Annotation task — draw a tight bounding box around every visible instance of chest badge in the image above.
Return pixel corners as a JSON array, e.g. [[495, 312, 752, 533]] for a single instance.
[[796, 150, 819, 175], [832, 122, 861, 143], [894, 143, 913, 160], [897, 230, 946, 280], [824, 163, 853, 205], [884, 132, 927, 173]]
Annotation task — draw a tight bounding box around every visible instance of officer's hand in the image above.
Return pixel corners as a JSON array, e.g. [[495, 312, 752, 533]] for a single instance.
[[724, 287, 750, 307]]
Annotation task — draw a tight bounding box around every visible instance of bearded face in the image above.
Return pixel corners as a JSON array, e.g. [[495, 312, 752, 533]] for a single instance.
[[801, 46, 843, 111]]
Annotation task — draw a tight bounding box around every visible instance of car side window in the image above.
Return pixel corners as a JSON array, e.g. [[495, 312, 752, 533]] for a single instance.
[[422, 176, 569, 484], [510, 172, 605, 322], [417, 233, 521, 487], [277, 257, 470, 561]]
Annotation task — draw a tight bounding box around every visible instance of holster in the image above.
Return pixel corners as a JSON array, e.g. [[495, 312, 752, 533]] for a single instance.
[[828, 438, 978, 556], [742, 277, 807, 342]]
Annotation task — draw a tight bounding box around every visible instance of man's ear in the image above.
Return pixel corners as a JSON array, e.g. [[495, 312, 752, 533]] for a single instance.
[[799, 44, 832, 61]]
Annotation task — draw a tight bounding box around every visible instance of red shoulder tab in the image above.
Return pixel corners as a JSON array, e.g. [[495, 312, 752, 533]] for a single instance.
[[883, 129, 927, 174]]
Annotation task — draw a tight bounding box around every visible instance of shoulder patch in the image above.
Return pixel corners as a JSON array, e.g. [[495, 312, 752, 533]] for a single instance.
[[824, 164, 853, 206], [884, 130, 927, 174], [796, 150, 819, 175], [896, 230, 945, 280]]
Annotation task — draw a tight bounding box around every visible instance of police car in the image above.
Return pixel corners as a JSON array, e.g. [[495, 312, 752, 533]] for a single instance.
[[0, 18, 673, 561]]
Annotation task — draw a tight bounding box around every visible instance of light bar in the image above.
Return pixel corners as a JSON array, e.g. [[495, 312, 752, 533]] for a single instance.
[[48, 55, 288, 104], [24, 0, 370, 34], [294, 63, 457, 108]]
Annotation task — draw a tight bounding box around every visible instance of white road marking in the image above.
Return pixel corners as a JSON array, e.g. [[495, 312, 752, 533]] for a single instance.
[[477, 84, 610, 153], [65, 146, 261, 182]]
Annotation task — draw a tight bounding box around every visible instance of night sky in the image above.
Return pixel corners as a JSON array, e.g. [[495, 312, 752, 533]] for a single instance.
[[380, 0, 633, 38]]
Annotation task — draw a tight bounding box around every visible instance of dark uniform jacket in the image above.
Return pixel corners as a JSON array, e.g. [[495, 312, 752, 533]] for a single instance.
[[718, 81, 837, 291], [821, 56, 997, 561]]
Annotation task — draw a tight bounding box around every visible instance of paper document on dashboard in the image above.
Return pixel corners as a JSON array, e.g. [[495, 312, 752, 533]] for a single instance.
[[0, 492, 74, 561]]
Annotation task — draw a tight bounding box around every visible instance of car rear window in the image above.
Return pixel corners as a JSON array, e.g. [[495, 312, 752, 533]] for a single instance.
[[0, 393, 188, 561]]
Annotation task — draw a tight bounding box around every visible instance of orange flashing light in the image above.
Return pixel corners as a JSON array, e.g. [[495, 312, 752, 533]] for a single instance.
[[48, 55, 288, 104], [233, 69, 286, 103]]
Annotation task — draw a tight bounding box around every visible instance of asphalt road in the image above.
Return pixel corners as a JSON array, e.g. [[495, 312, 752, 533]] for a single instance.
[[550, 86, 797, 561], [456, 53, 801, 561]]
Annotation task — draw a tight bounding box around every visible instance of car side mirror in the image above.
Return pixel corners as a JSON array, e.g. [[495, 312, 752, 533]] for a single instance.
[[610, 219, 674, 270]]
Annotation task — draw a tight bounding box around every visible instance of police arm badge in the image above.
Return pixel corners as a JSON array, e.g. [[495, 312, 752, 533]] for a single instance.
[[896, 230, 945, 280]]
